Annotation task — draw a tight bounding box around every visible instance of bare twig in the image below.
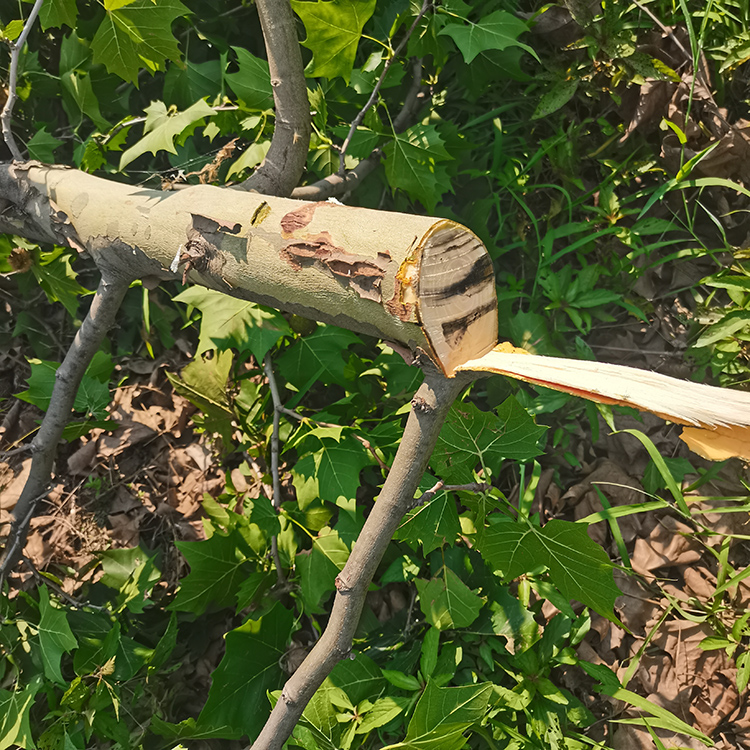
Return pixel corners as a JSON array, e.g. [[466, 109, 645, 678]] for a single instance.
[[337, 0, 432, 175], [0, 268, 133, 580], [19, 555, 109, 611], [1, 0, 45, 161], [240, 0, 311, 196], [292, 57, 427, 201], [263, 354, 287, 585], [249, 363, 470, 750], [410, 480, 491, 509]]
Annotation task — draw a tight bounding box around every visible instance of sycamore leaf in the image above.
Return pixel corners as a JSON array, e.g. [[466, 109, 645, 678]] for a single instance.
[[31, 247, 89, 319], [416, 567, 484, 630], [39, 0, 78, 30], [225, 47, 274, 110], [277, 325, 361, 395], [296, 527, 350, 613], [197, 605, 294, 737], [383, 123, 453, 211], [26, 127, 63, 162], [291, 0, 377, 82], [174, 287, 290, 363], [438, 10, 535, 64], [119, 99, 215, 169], [391, 681, 493, 750], [478, 517, 620, 621], [431, 398, 546, 485], [91, 0, 188, 85], [171, 529, 254, 614], [292, 430, 373, 511], [396, 490, 461, 554], [38, 586, 78, 684]]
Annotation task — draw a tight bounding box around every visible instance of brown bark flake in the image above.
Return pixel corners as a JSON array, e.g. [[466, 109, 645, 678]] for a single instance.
[[280, 202, 324, 235], [280, 233, 390, 302]]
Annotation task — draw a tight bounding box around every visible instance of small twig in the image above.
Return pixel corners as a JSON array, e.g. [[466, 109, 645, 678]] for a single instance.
[[1, 0, 45, 161], [409, 480, 491, 510], [293, 57, 427, 201], [263, 354, 286, 585], [19, 554, 109, 611], [276, 404, 389, 473], [337, 0, 432, 175], [0, 268, 133, 579]]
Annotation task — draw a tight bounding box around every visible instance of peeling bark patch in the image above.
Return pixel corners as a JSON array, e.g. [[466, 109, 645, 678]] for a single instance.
[[280, 202, 324, 236], [191, 213, 242, 235], [281, 234, 390, 302], [250, 201, 271, 226]]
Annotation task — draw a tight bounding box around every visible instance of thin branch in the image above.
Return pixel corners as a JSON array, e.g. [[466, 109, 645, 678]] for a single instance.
[[249, 363, 470, 750], [20, 555, 109, 611], [240, 0, 311, 196], [1, 0, 45, 161], [263, 354, 287, 586], [292, 57, 426, 201], [276, 404, 389, 473], [410, 480, 491, 509], [337, 0, 432, 175], [0, 268, 133, 580]]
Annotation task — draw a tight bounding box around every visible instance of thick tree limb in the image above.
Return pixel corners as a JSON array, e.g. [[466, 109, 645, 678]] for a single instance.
[[241, 0, 311, 196], [0, 265, 134, 582], [250, 363, 469, 750]]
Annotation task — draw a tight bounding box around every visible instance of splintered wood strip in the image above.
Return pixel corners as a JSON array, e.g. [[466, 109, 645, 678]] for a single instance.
[[416, 220, 498, 375], [455, 347, 750, 429]]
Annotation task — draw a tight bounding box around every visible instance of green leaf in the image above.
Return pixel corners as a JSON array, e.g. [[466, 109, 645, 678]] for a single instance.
[[26, 126, 64, 162], [38, 586, 78, 684], [490, 585, 539, 650], [392, 681, 493, 750], [415, 567, 484, 630], [296, 527, 350, 613], [39, 0, 78, 30], [357, 697, 407, 734], [150, 715, 242, 741], [16, 358, 110, 418], [225, 47, 274, 110], [0, 682, 38, 750], [532, 78, 579, 120], [119, 98, 215, 169], [171, 528, 254, 614], [438, 10, 534, 64], [383, 123, 453, 212], [174, 287, 290, 363], [91, 0, 189, 84], [99, 545, 161, 613], [32, 246, 89, 318], [166, 348, 235, 445], [431, 398, 546, 484], [328, 653, 384, 704], [197, 605, 294, 737], [277, 325, 362, 394], [62, 70, 110, 131], [396, 490, 461, 555], [291, 0, 377, 83], [292, 431, 373, 511], [479, 517, 620, 621]]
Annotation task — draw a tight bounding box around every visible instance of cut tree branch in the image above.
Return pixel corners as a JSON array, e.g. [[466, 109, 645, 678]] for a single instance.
[[0, 0, 44, 161], [249, 362, 470, 750], [0, 266, 134, 581], [240, 0, 311, 196]]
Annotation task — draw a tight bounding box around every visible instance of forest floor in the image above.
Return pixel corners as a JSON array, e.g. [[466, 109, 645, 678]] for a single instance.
[[1, 253, 748, 750]]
